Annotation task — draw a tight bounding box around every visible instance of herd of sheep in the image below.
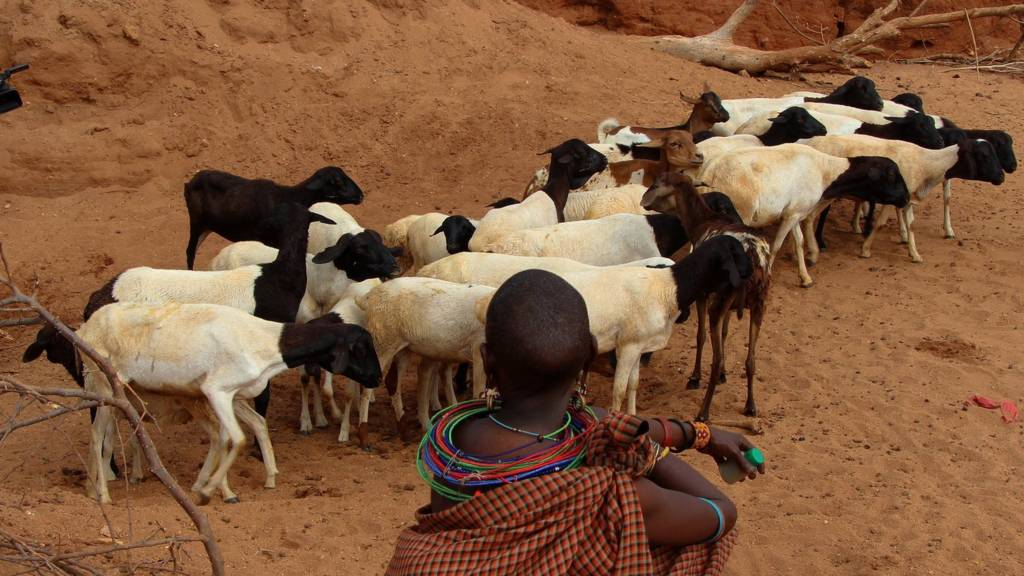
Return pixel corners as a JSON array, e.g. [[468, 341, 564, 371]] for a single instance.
[[20, 75, 1015, 505]]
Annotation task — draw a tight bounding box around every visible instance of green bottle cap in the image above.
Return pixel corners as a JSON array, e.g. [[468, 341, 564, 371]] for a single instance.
[[744, 447, 765, 467]]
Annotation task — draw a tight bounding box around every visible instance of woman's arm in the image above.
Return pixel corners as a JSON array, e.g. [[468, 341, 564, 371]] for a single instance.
[[634, 471, 736, 546]]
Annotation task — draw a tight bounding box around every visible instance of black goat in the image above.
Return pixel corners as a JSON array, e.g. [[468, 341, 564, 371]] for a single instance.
[[184, 166, 363, 269]]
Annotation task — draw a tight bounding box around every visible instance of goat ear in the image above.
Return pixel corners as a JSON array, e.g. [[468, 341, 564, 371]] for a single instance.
[[633, 137, 665, 149], [22, 340, 46, 362], [330, 340, 352, 374], [768, 115, 787, 125], [678, 304, 691, 323], [389, 246, 404, 257], [307, 212, 336, 226], [702, 81, 711, 93], [640, 184, 663, 208], [23, 325, 56, 362], [312, 234, 353, 264], [431, 224, 446, 237]]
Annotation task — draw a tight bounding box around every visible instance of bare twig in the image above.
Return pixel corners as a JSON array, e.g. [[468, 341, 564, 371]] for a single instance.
[[0, 400, 99, 437], [964, 8, 980, 79], [771, 1, 825, 46], [0, 528, 201, 574], [1009, 22, 1024, 61], [0, 317, 42, 327], [909, 0, 931, 18]]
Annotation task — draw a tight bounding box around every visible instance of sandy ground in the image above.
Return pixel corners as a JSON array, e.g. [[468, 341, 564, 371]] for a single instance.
[[1, 1, 1023, 574]]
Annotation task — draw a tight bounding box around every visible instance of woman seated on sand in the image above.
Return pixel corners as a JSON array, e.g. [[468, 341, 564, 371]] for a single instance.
[[387, 270, 765, 576]]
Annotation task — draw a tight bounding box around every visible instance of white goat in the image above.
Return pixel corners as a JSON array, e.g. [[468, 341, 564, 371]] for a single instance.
[[697, 144, 910, 286], [478, 213, 688, 266], [77, 302, 379, 504], [356, 278, 492, 430], [799, 135, 1004, 263], [417, 252, 673, 287]]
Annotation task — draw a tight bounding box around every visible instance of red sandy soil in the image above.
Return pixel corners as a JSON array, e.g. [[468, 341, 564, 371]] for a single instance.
[[1, 1, 1023, 574]]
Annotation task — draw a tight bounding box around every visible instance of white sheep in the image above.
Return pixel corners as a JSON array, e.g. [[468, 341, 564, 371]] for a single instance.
[[474, 235, 751, 414], [715, 97, 804, 135], [77, 301, 380, 503], [799, 134, 1004, 263], [697, 143, 910, 286], [477, 213, 688, 266], [417, 251, 673, 287], [382, 214, 422, 273], [356, 278, 493, 430]]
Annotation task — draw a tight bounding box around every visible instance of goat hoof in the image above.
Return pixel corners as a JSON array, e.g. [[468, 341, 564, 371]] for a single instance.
[[197, 493, 211, 506], [129, 477, 143, 485], [315, 420, 329, 429], [361, 444, 373, 454], [743, 405, 758, 418], [299, 429, 312, 436], [357, 423, 370, 450], [859, 251, 871, 259], [718, 371, 727, 383], [944, 234, 956, 240], [694, 412, 710, 423], [800, 280, 814, 289], [911, 256, 923, 264], [686, 377, 701, 390], [224, 496, 241, 504]]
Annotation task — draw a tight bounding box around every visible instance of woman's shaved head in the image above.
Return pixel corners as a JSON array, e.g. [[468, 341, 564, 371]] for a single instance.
[[483, 270, 595, 396]]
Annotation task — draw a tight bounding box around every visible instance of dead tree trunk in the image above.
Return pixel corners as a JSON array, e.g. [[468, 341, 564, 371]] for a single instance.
[[644, 0, 1024, 75]]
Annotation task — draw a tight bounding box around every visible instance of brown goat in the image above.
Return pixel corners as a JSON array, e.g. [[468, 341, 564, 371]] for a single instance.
[[603, 83, 730, 144], [598, 130, 704, 188], [641, 172, 771, 421]]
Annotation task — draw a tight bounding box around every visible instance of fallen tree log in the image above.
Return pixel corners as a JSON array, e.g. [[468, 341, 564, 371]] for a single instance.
[[643, 0, 1024, 75]]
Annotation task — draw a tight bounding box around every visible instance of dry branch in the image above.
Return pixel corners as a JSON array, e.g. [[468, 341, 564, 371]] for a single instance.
[[644, 0, 1024, 75], [0, 528, 199, 575], [0, 316, 42, 327], [0, 242, 224, 576]]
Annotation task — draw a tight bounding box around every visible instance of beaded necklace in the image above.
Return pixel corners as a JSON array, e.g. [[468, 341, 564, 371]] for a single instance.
[[488, 411, 572, 442], [416, 398, 597, 502]]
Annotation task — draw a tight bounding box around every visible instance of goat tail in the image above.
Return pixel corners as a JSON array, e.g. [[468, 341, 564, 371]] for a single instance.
[[862, 201, 877, 238], [597, 118, 620, 143]]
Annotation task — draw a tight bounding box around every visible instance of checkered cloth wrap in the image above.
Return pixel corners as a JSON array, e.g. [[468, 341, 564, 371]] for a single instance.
[[387, 411, 737, 575]]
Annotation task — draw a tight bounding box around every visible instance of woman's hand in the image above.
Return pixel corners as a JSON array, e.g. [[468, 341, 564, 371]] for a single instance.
[[701, 427, 766, 481]]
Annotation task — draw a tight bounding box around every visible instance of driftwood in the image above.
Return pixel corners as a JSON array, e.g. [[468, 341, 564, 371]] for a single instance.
[[0, 243, 225, 576], [645, 0, 1024, 75]]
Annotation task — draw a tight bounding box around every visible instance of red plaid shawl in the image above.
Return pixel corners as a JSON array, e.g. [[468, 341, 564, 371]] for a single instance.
[[387, 412, 737, 575]]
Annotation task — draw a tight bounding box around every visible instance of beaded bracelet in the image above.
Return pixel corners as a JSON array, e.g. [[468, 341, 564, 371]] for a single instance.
[[692, 421, 712, 451]]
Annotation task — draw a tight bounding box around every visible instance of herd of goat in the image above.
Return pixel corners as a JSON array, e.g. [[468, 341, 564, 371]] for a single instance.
[[18, 76, 1015, 505]]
